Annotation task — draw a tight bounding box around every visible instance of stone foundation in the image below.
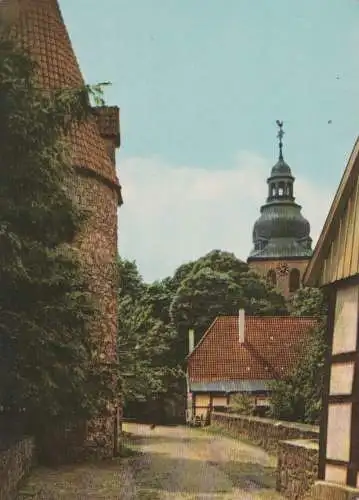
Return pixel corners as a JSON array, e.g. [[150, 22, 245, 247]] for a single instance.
[[277, 438, 319, 499], [305, 481, 359, 500], [211, 411, 319, 455], [0, 436, 35, 500]]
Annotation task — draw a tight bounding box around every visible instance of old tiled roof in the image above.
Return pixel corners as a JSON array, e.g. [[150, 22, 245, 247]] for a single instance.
[[188, 316, 318, 383], [1, 0, 120, 191]]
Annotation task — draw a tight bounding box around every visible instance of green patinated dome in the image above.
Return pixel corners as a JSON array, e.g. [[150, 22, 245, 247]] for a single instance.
[[253, 205, 310, 241], [248, 154, 312, 260]]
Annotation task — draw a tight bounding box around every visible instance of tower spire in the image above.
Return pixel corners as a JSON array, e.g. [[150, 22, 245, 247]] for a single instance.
[[276, 120, 284, 160]]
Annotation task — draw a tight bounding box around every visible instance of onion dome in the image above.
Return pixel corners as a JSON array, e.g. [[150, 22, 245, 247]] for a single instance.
[[248, 121, 312, 260], [270, 158, 292, 177]]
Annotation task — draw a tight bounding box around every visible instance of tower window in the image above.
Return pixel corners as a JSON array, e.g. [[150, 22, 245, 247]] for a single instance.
[[289, 268, 300, 292], [278, 181, 285, 196], [267, 269, 277, 287]]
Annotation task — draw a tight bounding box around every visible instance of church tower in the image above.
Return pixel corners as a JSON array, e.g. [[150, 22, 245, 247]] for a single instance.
[[247, 122, 312, 298]]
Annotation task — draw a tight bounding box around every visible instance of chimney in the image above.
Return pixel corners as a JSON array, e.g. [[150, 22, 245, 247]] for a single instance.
[[238, 309, 245, 343], [188, 329, 195, 354]]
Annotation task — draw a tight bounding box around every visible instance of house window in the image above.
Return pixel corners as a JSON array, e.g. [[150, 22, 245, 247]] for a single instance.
[[267, 269, 276, 287], [289, 268, 300, 292]]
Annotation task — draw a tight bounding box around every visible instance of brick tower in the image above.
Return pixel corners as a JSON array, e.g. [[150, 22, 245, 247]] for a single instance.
[[0, 0, 122, 459], [247, 122, 312, 299]]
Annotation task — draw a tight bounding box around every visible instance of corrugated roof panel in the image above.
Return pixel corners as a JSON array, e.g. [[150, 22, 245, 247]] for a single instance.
[[189, 379, 271, 393]]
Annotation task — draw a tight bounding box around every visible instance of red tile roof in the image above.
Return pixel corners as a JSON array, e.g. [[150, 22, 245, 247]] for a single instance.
[[1, 0, 121, 193], [188, 316, 318, 383]]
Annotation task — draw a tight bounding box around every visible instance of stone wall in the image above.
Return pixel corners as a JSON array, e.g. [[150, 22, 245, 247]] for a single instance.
[[277, 438, 319, 499], [305, 481, 359, 500], [0, 436, 35, 500], [211, 412, 319, 455]]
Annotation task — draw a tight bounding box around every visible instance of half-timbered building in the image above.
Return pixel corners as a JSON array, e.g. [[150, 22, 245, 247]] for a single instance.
[[304, 138, 359, 490], [186, 311, 317, 420]]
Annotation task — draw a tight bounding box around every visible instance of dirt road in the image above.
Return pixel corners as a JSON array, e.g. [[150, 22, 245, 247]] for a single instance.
[[125, 423, 283, 499], [20, 423, 283, 499]]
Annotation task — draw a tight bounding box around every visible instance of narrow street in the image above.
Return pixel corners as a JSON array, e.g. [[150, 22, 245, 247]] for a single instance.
[[124, 423, 283, 499], [21, 423, 283, 499]]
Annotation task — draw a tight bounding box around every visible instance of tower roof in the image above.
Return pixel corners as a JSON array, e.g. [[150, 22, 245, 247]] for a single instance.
[[0, 0, 120, 192], [248, 122, 312, 261], [270, 121, 293, 177], [270, 158, 292, 177]]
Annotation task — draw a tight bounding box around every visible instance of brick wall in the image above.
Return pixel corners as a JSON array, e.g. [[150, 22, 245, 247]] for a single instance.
[[248, 258, 309, 298], [0, 436, 35, 500], [277, 439, 319, 499], [211, 412, 319, 455]]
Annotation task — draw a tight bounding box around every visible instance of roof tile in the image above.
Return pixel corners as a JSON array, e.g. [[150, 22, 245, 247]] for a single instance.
[[2, 0, 120, 188], [188, 316, 318, 383]]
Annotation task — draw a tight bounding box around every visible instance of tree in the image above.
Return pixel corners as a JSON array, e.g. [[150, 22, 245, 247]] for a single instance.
[[230, 393, 255, 416], [268, 322, 327, 424], [118, 257, 146, 301], [143, 277, 174, 325], [118, 296, 176, 401], [117, 259, 179, 403], [288, 286, 328, 317], [0, 32, 114, 434], [170, 250, 287, 355], [269, 287, 328, 424]]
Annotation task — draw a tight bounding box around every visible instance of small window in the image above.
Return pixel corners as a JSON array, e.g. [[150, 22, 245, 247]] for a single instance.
[[289, 268, 300, 292], [267, 269, 276, 287]]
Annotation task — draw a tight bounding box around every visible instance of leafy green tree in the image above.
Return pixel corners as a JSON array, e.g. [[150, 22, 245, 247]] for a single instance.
[[289, 286, 328, 318], [230, 393, 255, 416], [0, 33, 114, 433], [117, 259, 179, 403], [269, 287, 328, 424], [170, 261, 198, 292], [143, 277, 174, 325], [170, 250, 287, 354], [268, 322, 327, 424], [118, 296, 176, 401], [118, 257, 146, 301]]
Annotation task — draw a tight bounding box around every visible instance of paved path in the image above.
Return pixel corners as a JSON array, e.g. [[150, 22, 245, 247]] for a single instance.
[[20, 423, 284, 499]]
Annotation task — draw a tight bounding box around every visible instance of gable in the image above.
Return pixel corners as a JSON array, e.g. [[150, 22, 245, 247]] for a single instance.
[[304, 138, 359, 287]]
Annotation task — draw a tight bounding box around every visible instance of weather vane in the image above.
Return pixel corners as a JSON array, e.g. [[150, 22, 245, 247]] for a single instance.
[[276, 120, 284, 160]]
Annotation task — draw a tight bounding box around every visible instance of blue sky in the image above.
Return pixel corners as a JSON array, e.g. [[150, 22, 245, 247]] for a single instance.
[[61, 0, 359, 282]]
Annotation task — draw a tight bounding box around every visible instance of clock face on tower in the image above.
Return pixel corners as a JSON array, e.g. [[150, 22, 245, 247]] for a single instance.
[[276, 262, 289, 277]]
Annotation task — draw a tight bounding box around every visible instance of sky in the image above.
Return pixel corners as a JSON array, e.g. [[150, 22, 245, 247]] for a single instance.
[[61, 0, 359, 283]]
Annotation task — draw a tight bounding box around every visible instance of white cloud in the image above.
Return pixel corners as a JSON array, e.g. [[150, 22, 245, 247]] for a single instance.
[[117, 152, 335, 283]]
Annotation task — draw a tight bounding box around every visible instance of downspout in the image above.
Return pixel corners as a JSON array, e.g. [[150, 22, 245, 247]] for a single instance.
[[186, 329, 195, 422]]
